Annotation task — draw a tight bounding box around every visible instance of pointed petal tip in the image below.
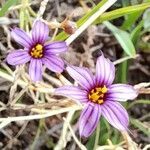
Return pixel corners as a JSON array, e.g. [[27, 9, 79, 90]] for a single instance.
[[102, 101, 129, 131], [107, 84, 138, 102], [11, 28, 33, 48], [32, 20, 49, 44], [96, 53, 115, 86], [66, 66, 94, 90]]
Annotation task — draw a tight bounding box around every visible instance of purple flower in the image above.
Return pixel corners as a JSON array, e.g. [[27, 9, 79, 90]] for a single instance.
[[55, 54, 138, 137], [7, 20, 68, 81]]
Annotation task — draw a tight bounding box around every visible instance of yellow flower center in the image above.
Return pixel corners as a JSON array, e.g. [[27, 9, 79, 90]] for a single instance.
[[88, 85, 107, 104], [30, 44, 43, 58]]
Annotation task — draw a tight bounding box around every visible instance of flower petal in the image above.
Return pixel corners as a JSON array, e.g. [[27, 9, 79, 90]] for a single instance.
[[79, 103, 101, 137], [102, 101, 129, 131], [106, 84, 138, 101], [11, 28, 33, 48], [44, 41, 68, 54], [29, 58, 43, 82], [55, 86, 88, 103], [42, 55, 64, 73], [96, 54, 115, 86], [32, 20, 49, 44], [7, 50, 31, 65], [66, 66, 95, 91]]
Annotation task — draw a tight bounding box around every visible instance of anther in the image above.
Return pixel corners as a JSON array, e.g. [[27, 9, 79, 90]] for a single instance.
[[88, 85, 107, 105], [30, 44, 43, 58]]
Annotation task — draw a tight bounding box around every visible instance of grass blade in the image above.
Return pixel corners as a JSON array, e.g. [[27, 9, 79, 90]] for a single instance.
[[104, 21, 136, 56], [95, 2, 150, 24], [0, 0, 18, 17]]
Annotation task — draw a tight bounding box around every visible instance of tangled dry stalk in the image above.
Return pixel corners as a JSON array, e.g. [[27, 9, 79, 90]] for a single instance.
[[0, 0, 150, 149]]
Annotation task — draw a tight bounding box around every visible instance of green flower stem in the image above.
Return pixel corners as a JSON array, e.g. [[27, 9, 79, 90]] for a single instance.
[[94, 122, 100, 150]]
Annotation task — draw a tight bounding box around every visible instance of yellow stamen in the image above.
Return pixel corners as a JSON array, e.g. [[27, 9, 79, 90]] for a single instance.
[[36, 44, 43, 50], [98, 99, 103, 104], [88, 85, 107, 104], [30, 44, 43, 58], [101, 85, 107, 93]]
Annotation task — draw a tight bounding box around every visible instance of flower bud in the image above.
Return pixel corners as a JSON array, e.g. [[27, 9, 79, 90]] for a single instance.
[[61, 19, 77, 35]]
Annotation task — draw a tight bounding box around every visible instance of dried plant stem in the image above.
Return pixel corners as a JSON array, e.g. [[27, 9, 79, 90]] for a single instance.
[[2, 26, 13, 49], [63, 118, 87, 150], [43, 73, 62, 86], [94, 122, 100, 150], [121, 131, 138, 150], [15, 118, 31, 138], [9, 85, 29, 106], [134, 82, 150, 89], [55, 111, 75, 150], [0, 120, 11, 130], [65, 0, 117, 45], [79, 0, 91, 12], [37, 0, 49, 19], [30, 119, 45, 150], [0, 102, 6, 107], [0, 69, 54, 93], [143, 144, 150, 150], [56, 73, 72, 85], [9, 1, 38, 11], [0, 68, 32, 90], [0, 129, 12, 140], [51, 28, 59, 41], [0, 105, 82, 122], [8, 67, 20, 103], [1, 62, 13, 75]]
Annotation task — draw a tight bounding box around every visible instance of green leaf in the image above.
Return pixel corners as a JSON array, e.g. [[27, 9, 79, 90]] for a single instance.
[[0, 0, 18, 17], [121, 12, 143, 30], [103, 21, 136, 56], [111, 130, 121, 144], [95, 2, 150, 24], [131, 20, 144, 45], [99, 118, 110, 145], [143, 8, 150, 30], [121, 0, 143, 30], [86, 132, 96, 149]]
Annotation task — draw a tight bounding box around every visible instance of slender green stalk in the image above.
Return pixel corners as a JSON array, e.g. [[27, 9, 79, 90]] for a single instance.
[[94, 122, 100, 150], [30, 119, 44, 150]]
